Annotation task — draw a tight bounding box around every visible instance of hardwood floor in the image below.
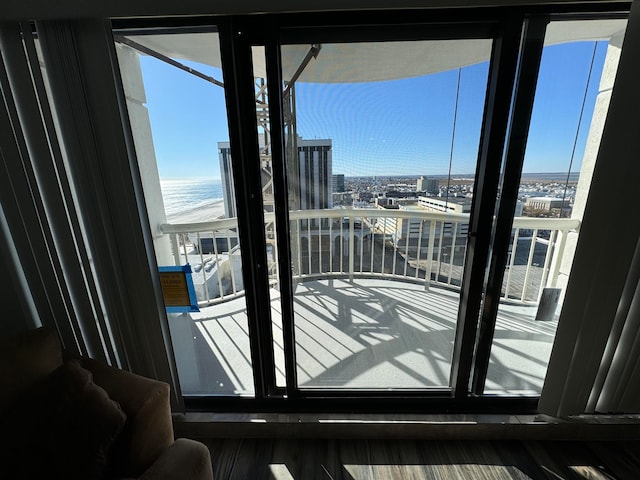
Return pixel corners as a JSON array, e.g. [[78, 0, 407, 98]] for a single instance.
[[205, 439, 640, 479]]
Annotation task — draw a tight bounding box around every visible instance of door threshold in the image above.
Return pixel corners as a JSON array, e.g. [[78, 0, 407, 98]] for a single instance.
[[173, 412, 640, 440]]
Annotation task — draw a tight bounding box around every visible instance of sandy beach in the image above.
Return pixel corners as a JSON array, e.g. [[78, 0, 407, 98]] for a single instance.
[[166, 199, 226, 224]]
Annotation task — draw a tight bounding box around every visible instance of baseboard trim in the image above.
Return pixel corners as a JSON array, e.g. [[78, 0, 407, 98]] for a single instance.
[[173, 413, 640, 440]]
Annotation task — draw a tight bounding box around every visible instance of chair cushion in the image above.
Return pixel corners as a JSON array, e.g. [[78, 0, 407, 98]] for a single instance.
[[0, 326, 63, 410], [82, 357, 174, 478], [0, 359, 127, 480]]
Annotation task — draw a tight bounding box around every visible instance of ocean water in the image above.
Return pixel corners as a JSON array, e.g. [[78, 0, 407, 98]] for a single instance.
[[160, 179, 224, 217]]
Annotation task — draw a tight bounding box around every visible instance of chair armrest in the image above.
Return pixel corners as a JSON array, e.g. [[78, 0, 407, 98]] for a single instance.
[[80, 357, 174, 477], [137, 438, 213, 480]]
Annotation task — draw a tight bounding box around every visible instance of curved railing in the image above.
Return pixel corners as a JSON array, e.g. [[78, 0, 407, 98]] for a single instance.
[[160, 208, 580, 307]]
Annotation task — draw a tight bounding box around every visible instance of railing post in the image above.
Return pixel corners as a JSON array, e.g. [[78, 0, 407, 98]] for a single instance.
[[349, 215, 355, 280], [318, 219, 322, 274], [360, 221, 365, 274], [212, 231, 225, 300], [415, 219, 424, 280], [549, 228, 569, 288], [339, 219, 344, 272], [447, 222, 458, 286], [297, 219, 302, 277], [329, 219, 333, 274], [426, 220, 436, 290], [392, 217, 398, 276], [195, 232, 211, 303], [504, 228, 519, 300], [307, 217, 312, 275], [369, 218, 375, 273], [170, 233, 180, 266], [537, 229, 557, 301], [521, 228, 539, 302]]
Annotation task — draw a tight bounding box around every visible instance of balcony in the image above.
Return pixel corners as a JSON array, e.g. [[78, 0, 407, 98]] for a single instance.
[[161, 208, 579, 396]]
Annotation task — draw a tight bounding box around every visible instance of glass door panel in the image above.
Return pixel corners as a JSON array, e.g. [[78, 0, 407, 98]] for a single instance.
[[484, 18, 628, 395], [115, 30, 255, 396], [280, 39, 492, 389]]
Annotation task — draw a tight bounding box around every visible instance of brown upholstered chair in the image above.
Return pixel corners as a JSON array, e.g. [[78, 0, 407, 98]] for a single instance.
[[0, 327, 212, 480]]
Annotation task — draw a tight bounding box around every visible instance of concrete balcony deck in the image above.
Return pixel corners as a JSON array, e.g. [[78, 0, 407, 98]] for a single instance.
[[171, 277, 558, 397]]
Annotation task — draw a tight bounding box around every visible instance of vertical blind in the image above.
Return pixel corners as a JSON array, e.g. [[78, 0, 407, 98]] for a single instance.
[[538, 0, 640, 417], [0, 20, 183, 410]]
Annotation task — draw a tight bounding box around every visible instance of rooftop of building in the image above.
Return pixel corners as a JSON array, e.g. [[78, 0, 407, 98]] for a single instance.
[[419, 196, 472, 205], [526, 197, 566, 202]]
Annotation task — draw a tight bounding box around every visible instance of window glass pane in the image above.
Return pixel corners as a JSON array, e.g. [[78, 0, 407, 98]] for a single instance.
[[115, 31, 254, 396], [484, 18, 628, 395], [281, 39, 492, 389]]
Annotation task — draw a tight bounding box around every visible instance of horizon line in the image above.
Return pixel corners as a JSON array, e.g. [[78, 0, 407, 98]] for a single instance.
[[159, 171, 579, 181]]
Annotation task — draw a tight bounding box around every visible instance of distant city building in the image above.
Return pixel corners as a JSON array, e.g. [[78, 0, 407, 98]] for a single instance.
[[392, 198, 418, 207], [332, 174, 345, 193], [374, 196, 417, 208], [387, 183, 415, 192], [372, 204, 468, 253], [385, 190, 419, 199], [219, 138, 332, 218], [333, 192, 352, 206], [418, 196, 472, 214], [417, 176, 439, 195], [525, 197, 567, 212], [375, 197, 397, 208], [355, 191, 374, 203]]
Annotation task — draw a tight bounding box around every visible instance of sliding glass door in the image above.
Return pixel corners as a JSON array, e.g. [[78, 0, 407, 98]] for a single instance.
[[277, 38, 491, 390], [481, 18, 628, 395], [111, 6, 629, 409], [115, 29, 257, 396]]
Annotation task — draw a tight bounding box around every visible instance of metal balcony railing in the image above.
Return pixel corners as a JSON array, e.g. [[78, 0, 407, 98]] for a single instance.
[[160, 208, 580, 307]]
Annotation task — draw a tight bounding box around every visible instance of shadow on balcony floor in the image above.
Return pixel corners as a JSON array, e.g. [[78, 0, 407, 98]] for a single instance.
[[169, 278, 558, 396]]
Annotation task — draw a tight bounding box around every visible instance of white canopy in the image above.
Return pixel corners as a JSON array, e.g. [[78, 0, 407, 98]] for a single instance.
[[122, 19, 626, 83]]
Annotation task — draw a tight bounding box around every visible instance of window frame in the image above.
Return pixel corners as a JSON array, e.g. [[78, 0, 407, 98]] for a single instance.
[[107, 3, 631, 413]]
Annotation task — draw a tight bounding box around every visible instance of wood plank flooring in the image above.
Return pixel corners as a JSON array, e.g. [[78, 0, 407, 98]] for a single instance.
[[204, 439, 640, 479]]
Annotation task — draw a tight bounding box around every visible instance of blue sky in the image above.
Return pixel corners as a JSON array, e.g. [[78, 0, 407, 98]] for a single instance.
[[138, 40, 607, 180]]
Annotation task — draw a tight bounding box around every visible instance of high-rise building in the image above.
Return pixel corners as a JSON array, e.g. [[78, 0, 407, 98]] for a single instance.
[[297, 139, 333, 211], [417, 176, 439, 195], [219, 138, 332, 218], [218, 142, 235, 218], [332, 174, 345, 193]]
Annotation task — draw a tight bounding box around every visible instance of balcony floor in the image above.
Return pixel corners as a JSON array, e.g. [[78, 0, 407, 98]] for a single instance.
[[169, 278, 558, 397]]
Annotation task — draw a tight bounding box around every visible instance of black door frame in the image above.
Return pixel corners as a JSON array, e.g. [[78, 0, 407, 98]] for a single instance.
[[236, 10, 534, 403], [112, 2, 630, 413]]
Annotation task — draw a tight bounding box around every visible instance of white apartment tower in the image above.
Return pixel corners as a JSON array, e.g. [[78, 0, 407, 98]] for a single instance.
[[417, 176, 439, 195]]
